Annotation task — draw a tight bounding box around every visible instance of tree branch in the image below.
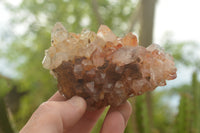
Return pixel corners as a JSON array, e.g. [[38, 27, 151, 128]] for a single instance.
[[0, 74, 12, 82], [91, 0, 104, 25]]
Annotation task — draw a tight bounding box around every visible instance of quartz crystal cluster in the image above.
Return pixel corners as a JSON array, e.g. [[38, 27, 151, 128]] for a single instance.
[[42, 22, 177, 110]]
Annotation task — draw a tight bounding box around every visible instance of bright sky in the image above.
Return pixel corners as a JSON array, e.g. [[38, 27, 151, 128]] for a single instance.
[[154, 0, 200, 44]]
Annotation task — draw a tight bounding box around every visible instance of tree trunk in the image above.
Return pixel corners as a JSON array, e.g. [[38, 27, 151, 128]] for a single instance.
[[0, 97, 14, 133], [91, 0, 104, 25], [191, 71, 200, 133], [139, 0, 157, 47], [138, 0, 157, 131]]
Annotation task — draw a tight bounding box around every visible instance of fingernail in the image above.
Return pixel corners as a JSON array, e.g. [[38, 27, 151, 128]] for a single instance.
[[69, 96, 86, 108]]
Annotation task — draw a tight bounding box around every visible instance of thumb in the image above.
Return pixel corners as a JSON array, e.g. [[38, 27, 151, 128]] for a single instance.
[[20, 96, 87, 133], [55, 96, 87, 129]]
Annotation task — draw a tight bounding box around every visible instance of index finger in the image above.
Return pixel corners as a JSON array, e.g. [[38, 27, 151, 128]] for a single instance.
[[48, 91, 67, 101], [100, 101, 132, 133]]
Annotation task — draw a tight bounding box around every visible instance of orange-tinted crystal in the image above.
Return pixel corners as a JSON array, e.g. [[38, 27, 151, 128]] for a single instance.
[[122, 32, 138, 47]]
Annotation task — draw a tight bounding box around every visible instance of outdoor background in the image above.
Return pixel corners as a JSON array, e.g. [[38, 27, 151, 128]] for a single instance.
[[0, 0, 200, 133]]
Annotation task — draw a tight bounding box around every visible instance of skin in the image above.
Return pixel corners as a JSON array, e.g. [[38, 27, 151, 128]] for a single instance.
[[20, 91, 132, 133]]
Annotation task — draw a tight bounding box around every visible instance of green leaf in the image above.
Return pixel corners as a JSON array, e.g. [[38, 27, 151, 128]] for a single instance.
[[0, 79, 11, 98]]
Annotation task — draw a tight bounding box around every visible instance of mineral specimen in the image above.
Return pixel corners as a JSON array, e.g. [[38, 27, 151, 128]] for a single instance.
[[42, 22, 177, 110]]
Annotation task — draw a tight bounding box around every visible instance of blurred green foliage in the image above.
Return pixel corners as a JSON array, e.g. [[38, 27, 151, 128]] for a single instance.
[[0, 0, 200, 133]]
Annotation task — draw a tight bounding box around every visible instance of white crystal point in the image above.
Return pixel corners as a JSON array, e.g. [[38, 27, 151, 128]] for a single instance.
[[42, 47, 56, 69], [51, 22, 68, 46], [80, 29, 97, 43], [42, 53, 51, 69], [97, 25, 116, 43], [147, 44, 164, 53], [111, 46, 138, 66]]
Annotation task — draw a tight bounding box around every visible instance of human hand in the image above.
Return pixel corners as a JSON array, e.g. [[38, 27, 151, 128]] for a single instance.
[[20, 91, 132, 133]]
